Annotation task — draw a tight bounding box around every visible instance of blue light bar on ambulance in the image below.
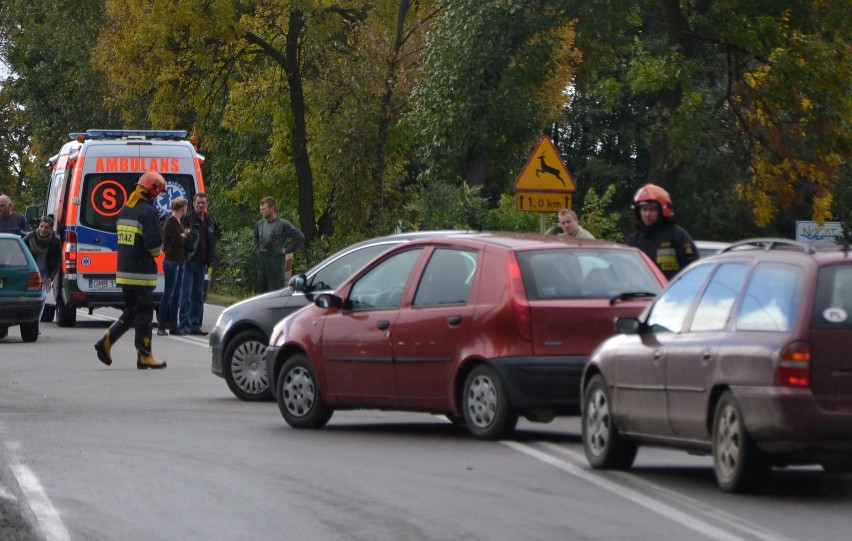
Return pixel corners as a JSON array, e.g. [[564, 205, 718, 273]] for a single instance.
[[68, 130, 189, 141]]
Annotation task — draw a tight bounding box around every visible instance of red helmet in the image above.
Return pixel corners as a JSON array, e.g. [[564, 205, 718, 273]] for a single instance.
[[633, 183, 674, 218], [137, 173, 166, 198]]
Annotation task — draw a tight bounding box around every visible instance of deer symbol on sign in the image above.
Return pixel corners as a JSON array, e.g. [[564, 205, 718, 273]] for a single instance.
[[535, 152, 565, 186]]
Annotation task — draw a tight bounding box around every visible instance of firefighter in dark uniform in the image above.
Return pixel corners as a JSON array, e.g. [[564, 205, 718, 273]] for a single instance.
[[94, 172, 168, 369], [626, 183, 698, 280]]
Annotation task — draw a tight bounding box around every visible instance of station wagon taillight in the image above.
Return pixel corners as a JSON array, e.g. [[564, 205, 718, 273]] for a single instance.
[[26, 272, 42, 291], [64, 230, 77, 272], [775, 341, 811, 387], [508, 254, 532, 342]]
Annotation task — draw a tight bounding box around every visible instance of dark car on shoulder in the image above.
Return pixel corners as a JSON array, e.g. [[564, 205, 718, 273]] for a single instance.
[[0, 233, 46, 342], [581, 238, 852, 493], [265, 233, 667, 439], [210, 231, 469, 401]]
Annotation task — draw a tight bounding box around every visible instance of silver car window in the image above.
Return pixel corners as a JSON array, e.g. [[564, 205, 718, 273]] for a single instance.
[[310, 243, 398, 291]]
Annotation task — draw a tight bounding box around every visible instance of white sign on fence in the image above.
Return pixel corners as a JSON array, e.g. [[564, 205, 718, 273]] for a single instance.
[[795, 221, 843, 244]]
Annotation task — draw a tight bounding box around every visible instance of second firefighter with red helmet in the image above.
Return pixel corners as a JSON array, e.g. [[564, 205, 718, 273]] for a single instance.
[[627, 183, 697, 279]]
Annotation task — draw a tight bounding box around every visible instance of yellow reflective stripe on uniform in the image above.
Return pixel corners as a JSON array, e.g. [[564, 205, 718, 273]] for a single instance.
[[116, 271, 157, 287], [116, 222, 143, 246], [148, 247, 163, 257]]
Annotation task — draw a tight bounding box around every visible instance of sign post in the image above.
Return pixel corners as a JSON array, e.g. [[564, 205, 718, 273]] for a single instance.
[[513, 136, 576, 232]]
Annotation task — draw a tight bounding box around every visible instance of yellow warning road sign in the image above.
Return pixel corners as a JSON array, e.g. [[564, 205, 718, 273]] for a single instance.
[[513, 136, 576, 193], [516, 193, 572, 212]]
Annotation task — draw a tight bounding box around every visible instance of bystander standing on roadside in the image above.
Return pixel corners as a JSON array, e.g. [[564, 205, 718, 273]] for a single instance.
[[23, 216, 61, 321], [253, 196, 305, 294], [0, 194, 30, 236], [157, 197, 191, 336], [545, 209, 595, 239], [179, 192, 218, 336]]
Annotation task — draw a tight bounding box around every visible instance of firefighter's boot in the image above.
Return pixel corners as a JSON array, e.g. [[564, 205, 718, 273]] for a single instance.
[[135, 332, 167, 369], [94, 320, 130, 366]]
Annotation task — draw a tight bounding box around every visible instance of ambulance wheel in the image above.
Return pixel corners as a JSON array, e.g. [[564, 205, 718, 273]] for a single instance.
[[56, 298, 77, 327]]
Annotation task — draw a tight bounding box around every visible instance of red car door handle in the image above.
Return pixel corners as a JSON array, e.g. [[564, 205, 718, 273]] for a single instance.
[[448, 316, 462, 325], [377, 320, 390, 330]]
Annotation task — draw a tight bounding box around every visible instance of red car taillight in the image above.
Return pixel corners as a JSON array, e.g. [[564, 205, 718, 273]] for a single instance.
[[64, 231, 77, 272], [775, 341, 811, 387], [26, 272, 43, 291], [508, 253, 532, 342]]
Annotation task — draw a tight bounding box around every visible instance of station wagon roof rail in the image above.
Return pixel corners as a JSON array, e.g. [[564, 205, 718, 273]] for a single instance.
[[722, 237, 817, 254]]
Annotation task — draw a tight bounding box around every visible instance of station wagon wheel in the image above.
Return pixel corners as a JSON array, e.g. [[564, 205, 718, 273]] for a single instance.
[[712, 391, 770, 493], [276, 354, 333, 429], [223, 329, 272, 402], [582, 375, 637, 469], [462, 364, 518, 440], [55, 296, 76, 327]]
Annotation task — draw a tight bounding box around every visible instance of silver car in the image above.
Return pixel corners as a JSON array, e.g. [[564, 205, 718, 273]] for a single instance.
[[209, 231, 469, 400]]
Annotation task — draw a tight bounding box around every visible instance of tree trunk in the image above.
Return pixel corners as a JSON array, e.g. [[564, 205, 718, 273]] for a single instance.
[[285, 10, 319, 246]]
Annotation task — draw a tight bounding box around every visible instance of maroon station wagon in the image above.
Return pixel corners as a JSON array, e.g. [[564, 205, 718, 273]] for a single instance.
[[265, 233, 667, 439], [581, 238, 852, 492]]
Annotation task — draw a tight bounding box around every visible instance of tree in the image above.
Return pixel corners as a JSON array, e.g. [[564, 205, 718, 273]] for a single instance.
[[0, 0, 117, 203], [410, 0, 580, 202], [562, 0, 850, 239]]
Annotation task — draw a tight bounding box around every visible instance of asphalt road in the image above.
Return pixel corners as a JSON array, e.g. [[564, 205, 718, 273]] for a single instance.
[[1, 305, 851, 540]]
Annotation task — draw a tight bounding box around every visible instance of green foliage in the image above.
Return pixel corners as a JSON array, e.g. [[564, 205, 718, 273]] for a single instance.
[[410, 0, 578, 197], [483, 193, 539, 232], [211, 226, 258, 299], [404, 180, 489, 230], [577, 184, 624, 242]]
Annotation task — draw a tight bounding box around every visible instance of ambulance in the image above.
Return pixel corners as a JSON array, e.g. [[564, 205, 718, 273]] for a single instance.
[[27, 130, 206, 327]]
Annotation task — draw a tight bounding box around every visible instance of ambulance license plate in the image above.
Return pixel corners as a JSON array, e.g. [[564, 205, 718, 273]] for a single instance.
[[89, 279, 116, 289]]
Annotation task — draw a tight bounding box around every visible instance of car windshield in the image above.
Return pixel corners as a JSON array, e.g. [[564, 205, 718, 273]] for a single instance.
[[516, 248, 662, 300]]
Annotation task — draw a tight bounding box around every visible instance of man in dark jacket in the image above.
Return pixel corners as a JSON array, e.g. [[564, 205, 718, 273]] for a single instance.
[[627, 183, 698, 280], [94, 172, 167, 369], [178, 192, 218, 336], [0, 194, 29, 236]]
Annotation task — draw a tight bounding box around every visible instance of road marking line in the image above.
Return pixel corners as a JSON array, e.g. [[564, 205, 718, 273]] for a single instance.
[[538, 442, 796, 541], [9, 463, 71, 541], [502, 440, 746, 541]]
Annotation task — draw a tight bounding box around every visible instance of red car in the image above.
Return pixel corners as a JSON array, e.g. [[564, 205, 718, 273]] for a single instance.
[[582, 238, 852, 492], [265, 233, 667, 439]]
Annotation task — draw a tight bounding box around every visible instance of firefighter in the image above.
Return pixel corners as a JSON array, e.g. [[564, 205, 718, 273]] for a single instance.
[[626, 183, 698, 280], [94, 172, 168, 369]]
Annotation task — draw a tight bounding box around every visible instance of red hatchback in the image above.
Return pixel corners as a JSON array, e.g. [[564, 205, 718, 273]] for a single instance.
[[264, 233, 666, 439]]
